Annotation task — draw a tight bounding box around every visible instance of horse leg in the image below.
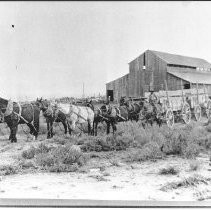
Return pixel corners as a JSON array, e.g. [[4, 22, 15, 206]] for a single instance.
[[112, 122, 117, 135], [106, 122, 110, 135], [33, 109, 40, 140], [47, 121, 51, 139], [50, 120, 54, 138], [87, 120, 91, 135], [94, 121, 98, 136], [70, 121, 76, 134], [66, 120, 72, 136], [89, 120, 94, 136], [10, 124, 18, 143], [62, 121, 67, 135], [150, 117, 153, 126], [26, 123, 36, 140]]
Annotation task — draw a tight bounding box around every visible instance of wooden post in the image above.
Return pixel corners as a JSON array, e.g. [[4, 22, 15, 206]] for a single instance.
[[196, 82, 199, 105], [181, 79, 184, 103], [165, 80, 169, 108]]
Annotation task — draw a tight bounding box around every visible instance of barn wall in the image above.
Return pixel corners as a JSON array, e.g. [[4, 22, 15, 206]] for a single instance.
[[147, 51, 168, 92], [166, 73, 189, 90], [129, 50, 168, 97], [106, 74, 129, 102], [129, 54, 144, 97]]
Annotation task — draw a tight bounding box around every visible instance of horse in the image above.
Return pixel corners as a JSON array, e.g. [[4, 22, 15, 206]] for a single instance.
[[98, 104, 128, 135], [55, 102, 95, 135], [36, 98, 70, 139], [139, 99, 163, 128], [124, 100, 141, 121], [86, 102, 105, 136], [0, 97, 40, 143]]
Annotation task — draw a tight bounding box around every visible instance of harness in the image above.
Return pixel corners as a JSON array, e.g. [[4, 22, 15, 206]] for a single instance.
[[115, 107, 126, 121], [4, 100, 14, 117], [130, 103, 135, 112], [69, 105, 89, 122], [1, 100, 37, 133], [96, 107, 108, 121]]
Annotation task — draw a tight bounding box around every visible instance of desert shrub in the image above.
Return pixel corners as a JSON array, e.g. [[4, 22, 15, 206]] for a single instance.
[[159, 125, 202, 158], [18, 160, 37, 170], [161, 128, 189, 155], [36, 143, 51, 154], [127, 142, 163, 162], [80, 133, 133, 152], [22, 146, 36, 159], [35, 144, 88, 172], [159, 166, 179, 175], [204, 135, 211, 149], [53, 135, 77, 145], [49, 163, 79, 173], [80, 136, 104, 152], [22, 143, 52, 160], [35, 153, 55, 167], [160, 174, 211, 191], [183, 142, 201, 159], [133, 134, 148, 147], [206, 124, 211, 133], [0, 165, 20, 176]]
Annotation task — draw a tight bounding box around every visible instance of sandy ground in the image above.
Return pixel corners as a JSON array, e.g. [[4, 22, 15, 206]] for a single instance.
[[1, 118, 211, 202], [0, 145, 211, 201], [0, 155, 211, 201]]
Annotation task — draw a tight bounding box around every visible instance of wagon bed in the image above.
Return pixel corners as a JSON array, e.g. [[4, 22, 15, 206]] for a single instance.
[[145, 86, 211, 127]]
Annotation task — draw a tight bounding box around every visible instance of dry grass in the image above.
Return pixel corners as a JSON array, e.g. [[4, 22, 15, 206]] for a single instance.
[[159, 166, 179, 175], [160, 174, 211, 192], [1, 119, 211, 176]]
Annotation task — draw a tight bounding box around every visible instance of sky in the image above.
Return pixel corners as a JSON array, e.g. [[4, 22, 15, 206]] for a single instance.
[[1, 1, 211, 101]]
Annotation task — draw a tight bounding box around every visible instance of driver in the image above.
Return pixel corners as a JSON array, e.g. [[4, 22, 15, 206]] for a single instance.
[[149, 90, 158, 114], [120, 96, 126, 106], [149, 90, 158, 105]]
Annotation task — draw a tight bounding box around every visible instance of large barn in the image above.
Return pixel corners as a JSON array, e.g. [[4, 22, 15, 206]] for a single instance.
[[106, 50, 211, 102]]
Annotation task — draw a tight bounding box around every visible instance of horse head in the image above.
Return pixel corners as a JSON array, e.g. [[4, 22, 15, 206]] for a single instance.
[[0, 97, 9, 113], [35, 97, 48, 112], [100, 105, 108, 114], [86, 101, 94, 111]]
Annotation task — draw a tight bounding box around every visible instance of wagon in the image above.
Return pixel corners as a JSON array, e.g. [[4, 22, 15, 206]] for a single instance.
[[145, 82, 211, 128]]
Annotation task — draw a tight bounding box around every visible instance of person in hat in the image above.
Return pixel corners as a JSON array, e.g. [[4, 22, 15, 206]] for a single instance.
[[149, 90, 158, 105], [120, 96, 126, 106]]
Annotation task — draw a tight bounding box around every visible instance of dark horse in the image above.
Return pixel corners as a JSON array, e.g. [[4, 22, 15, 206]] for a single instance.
[[123, 100, 141, 121], [36, 98, 70, 139], [139, 99, 163, 128], [89, 103, 128, 136], [0, 97, 40, 143]]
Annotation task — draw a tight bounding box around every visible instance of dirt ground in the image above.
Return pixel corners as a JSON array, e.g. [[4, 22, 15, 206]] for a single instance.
[[1, 118, 211, 202]]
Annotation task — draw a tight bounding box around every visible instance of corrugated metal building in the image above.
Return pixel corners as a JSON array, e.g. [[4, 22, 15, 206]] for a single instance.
[[106, 50, 211, 102]]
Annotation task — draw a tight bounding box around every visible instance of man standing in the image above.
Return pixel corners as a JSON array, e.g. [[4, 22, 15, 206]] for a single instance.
[[149, 90, 158, 105]]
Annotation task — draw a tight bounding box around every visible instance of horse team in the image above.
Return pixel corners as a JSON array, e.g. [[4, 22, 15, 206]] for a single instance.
[[0, 96, 163, 143]]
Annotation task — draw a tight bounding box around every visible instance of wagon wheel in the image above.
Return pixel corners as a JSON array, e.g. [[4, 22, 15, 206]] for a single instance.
[[181, 102, 191, 124], [206, 99, 211, 119], [194, 104, 201, 121], [166, 108, 174, 128]]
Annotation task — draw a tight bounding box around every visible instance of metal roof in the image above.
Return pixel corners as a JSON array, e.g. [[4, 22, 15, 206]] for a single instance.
[[167, 67, 211, 84], [150, 50, 211, 69]]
